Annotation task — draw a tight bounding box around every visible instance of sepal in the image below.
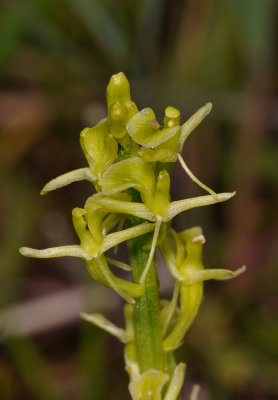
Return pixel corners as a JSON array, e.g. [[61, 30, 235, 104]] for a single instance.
[[166, 192, 236, 221], [100, 157, 155, 208], [40, 168, 95, 195], [19, 245, 89, 259], [81, 312, 132, 343]]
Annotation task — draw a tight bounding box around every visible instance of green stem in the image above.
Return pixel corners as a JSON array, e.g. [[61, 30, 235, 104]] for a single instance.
[[119, 147, 173, 375], [128, 232, 164, 372]]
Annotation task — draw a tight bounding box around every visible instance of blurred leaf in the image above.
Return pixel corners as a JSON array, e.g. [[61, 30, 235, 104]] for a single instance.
[[78, 322, 108, 400], [226, 0, 275, 57], [66, 0, 129, 68], [6, 337, 65, 400], [0, 175, 36, 304], [0, 7, 23, 74]]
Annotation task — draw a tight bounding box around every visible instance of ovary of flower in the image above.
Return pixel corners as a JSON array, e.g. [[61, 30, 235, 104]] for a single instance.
[[19, 207, 155, 304], [96, 159, 236, 285], [160, 228, 246, 351]]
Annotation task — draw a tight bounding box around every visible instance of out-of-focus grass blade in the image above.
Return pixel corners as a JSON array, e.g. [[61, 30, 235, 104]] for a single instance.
[[226, 0, 274, 56], [0, 175, 36, 304], [5, 337, 65, 400], [137, 0, 165, 40], [22, 1, 97, 80], [0, 8, 23, 74], [77, 323, 108, 400], [135, 0, 166, 68], [66, 0, 129, 68]]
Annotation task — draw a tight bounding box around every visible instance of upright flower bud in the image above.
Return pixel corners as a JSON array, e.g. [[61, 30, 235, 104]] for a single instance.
[[163, 106, 180, 128], [107, 72, 131, 108], [107, 72, 138, 139]]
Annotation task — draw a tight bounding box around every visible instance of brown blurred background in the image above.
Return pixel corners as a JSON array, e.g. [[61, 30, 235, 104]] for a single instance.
[[0, 0, 277, 399]]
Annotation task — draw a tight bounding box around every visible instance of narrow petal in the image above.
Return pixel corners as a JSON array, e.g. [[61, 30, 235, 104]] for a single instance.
[[106, 257, 132, 271], [162, 282, 180, 337], [166, 192, 236, 221], [19, 245, 90, 259], [177, 154, 216, 196], [139, 218, 162, 285], [40, 168, 95, 195], [81, 312, 131, 343]]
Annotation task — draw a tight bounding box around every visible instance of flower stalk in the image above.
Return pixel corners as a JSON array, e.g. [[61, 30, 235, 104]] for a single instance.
[[20, 72, 245, 400]]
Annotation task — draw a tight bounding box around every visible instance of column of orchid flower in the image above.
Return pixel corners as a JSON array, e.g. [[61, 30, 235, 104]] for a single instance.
[[20, 73, 245, 400]]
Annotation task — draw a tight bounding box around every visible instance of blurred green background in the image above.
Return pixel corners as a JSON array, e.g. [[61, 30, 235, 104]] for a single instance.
[[0, 0, 277, 399]]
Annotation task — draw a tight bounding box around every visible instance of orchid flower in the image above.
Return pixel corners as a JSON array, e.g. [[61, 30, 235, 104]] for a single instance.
[[160, 227, 246, 351], [127, 103, 216, 196], [20, 200, 155, 304]]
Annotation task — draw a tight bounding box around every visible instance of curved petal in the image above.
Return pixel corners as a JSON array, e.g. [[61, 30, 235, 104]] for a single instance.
[[100, 157, 155, 207], [127, 108, 180, 148]]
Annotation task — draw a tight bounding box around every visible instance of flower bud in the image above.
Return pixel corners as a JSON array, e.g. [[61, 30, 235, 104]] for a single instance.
[[164, 106, 180, 128], [107, 72, 131, 110]]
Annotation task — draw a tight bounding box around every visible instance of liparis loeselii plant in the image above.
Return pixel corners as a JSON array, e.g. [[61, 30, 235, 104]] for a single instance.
[[20, 72, 245, 400]]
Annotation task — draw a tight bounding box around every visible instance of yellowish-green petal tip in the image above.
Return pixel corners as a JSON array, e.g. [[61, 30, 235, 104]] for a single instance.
[[72, 207, 86, 217], [19, 247, 29, 256], [228, 191, 236, 199], [206, 102, 212, 112]]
